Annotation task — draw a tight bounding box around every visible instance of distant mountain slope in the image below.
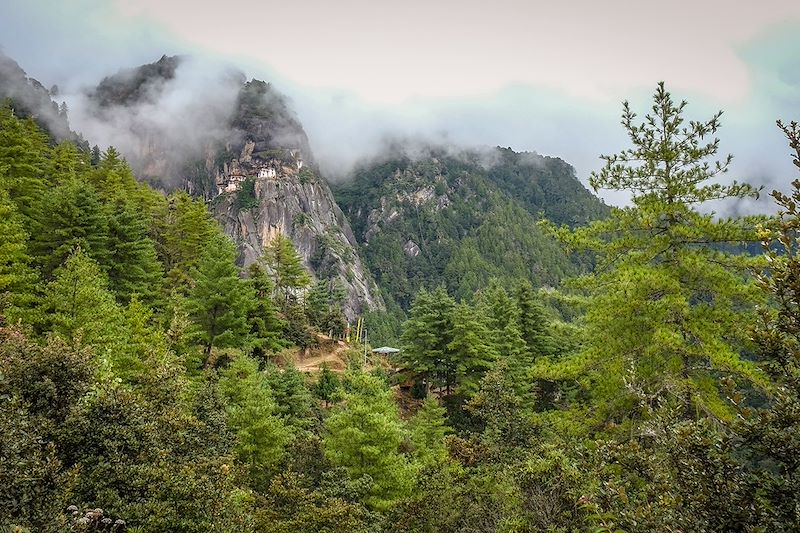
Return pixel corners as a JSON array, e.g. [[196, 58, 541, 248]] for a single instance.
[[0, 50, 85, 145], [334, 147, 607, 308]]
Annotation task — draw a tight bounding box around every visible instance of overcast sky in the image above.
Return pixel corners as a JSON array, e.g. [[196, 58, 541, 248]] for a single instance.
[[1, 0, 799, 207]]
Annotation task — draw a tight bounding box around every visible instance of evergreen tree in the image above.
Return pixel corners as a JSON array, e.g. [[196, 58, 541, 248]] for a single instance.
[[31, 178, 110, 279], [0, 189, 37, 321], [0, 105, 50, 221], [544, 83, 766, 424], [446, 302, 498, 395], [306, 278, 347, 335], [247, 262, 288, 361], [43, 248, 123, 349], [158, 191, 218, 290], [263, 363, 314, 430], [515, 280, 554, 358], [315, 363, 341, 408], [185, 234, 254, 366], [408, 398, 451, 464], [738, 120, 800, 530], [324, 372, 413, 510], [218, 355, 291, 489], [263, 233, 311, 307], [106, 198, 165, 307], [399, 287, 456, 395]]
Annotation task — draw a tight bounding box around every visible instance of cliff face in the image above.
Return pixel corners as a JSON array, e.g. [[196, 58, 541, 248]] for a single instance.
[[212, 147, 382, 319], [85, 56, 383, 318]]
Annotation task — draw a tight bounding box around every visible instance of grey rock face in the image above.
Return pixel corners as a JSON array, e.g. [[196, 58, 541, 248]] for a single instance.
[[213, 150, 383, 320]]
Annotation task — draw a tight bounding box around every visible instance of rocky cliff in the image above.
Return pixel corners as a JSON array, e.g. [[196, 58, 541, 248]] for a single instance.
[[85, 56, 383, 318], [212, 147, 382, 318]]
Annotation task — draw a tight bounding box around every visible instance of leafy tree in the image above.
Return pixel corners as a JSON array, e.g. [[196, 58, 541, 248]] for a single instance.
[[544, 83, 766, 424], [185, 234, 254, 366], [324, 372, 413, 509]]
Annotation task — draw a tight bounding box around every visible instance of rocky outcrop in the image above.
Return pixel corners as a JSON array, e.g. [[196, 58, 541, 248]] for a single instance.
[[213, 148, 383, 319]]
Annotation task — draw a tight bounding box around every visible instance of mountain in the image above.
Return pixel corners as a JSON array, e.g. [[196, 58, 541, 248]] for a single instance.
[[83, 56, 383, 318], [0, 51, 84, 145], [334, 146, 608, 308]]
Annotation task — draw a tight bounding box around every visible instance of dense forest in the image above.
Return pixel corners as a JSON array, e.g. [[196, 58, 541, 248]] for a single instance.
[[2, 82, 800, 533]]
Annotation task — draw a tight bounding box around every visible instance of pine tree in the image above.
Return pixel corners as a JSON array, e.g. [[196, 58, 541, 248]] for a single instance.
[[545, 83, 766, 423], [185, 234, 254, 366], [106, 198, 165, 307], [263, 363, 314, 429], [0, 189, 37, 321], [515, 280, 554, 358], [31, 178, 110, 279], [43, 248, 123, 349], [0, 105, 50, 221], [247, 262, 288, 361], [408, 397, 451, 464], [158, 191, 218, 291], [218, 355, 291, 488], [263, 234, 311, 307], [399, 287, 456, 395], [324, 372, 412, 510], [446, 302, 498, 395], [478, 280, 526, 360], [315, 363, 341, 407]]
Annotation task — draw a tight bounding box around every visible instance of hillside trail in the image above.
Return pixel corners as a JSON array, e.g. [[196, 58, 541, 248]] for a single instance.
[[293, 336, 351, 373]]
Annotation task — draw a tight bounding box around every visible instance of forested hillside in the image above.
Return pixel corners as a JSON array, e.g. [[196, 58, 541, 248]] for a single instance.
[[335, 147, 607, 309], [3, 72, 800, 533]]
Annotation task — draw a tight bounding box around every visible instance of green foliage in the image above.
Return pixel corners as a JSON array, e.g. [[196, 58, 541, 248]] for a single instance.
[[185, 233, 254, 365], [218, 355, 292, 488], [324, 372, 413, 509], [247, 262, 289, 360], [315, 363, 341, 407], [263, 233, 311, 306], [334, 147, 601, 309], [106, 198, 165, 307], [158, 191, 218, 290], [263, 363, 315, 429], [31, 177, 111, 279], [43, 248, 124, 350], [0, 189, 37, 320], [0, 104, 50, 222], [399, 287, 456, 394], [235, 176, 259, 209], [408, 398, 451, 464], [541, 83, 766, 425]]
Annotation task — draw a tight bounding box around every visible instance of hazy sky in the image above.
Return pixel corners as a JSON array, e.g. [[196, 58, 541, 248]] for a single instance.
[[1, 0, 799, 206]]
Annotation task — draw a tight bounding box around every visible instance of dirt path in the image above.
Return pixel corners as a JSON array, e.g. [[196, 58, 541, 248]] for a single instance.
[[294, 341, 350, 373]]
